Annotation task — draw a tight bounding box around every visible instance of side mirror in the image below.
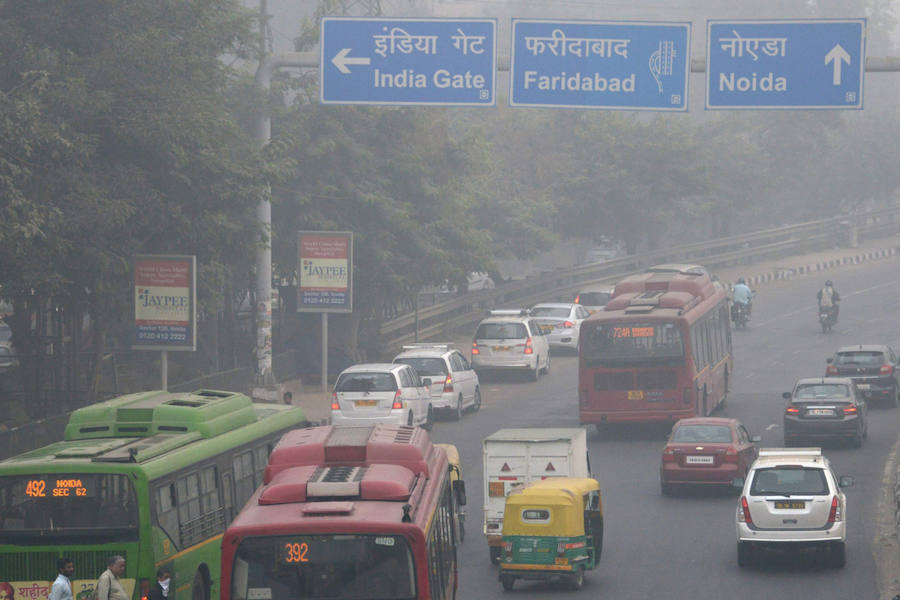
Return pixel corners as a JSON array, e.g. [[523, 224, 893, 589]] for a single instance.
[[826, 357, 833, 364], [782, 392, 792, 400], [422, 378, 432, 388], [838, 475, 854, 488], [453, 480, 467, 506], [731, 477, 745, 489], [750, 435, 762, 443]]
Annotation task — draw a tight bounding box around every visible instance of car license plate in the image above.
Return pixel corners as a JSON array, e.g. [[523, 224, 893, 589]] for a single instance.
[[856, 383, 870, 390], [540, 325, 553, 333], [355, 399, 378, 407], [492, 345, 511, 351], [774, 500, 805, 509], [807, 408, 834, 416], [686, 455, 714, 464], [627, 390, 644, 401], [555, 557, 569, 565]]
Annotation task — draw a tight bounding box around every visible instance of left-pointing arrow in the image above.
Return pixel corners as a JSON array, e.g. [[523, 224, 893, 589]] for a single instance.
[[331, 48, 371, 74]]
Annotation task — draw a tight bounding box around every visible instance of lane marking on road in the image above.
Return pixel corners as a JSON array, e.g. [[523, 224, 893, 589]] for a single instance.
[[754, 277, 900, 327], [765, 423, 778, 431]]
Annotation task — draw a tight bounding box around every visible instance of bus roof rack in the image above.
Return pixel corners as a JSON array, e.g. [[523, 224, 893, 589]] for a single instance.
[[489, 309, 530, 317]]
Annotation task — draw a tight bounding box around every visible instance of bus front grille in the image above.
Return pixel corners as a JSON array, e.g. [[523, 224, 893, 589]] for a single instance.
[[0, 549, 126, 581]]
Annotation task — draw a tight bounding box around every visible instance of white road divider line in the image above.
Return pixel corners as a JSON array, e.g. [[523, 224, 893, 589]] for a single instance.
[[766, 424, 778, 431]]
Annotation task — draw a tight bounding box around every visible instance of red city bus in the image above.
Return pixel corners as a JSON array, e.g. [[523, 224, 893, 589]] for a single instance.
[[221, 425, 464, 600], [578, 265, 733, 427]]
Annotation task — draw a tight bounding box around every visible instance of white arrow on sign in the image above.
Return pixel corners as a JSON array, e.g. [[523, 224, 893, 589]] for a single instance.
[[824, 44, 850, 86], [331, 48, 371, 74]]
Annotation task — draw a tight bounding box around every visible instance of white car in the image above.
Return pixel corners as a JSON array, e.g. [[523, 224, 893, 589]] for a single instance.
[[574, 287, 613, 314], [530, 303, 589, 352], [471, 310, 550, 381], [393, 344, 481, 420], [734, 448, 853, 568], [331, 363, 433, 429]]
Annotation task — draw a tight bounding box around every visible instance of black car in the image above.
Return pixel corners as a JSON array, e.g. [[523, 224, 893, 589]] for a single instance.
[[783, 378, 867, 448], [825, 344, 900, 408]]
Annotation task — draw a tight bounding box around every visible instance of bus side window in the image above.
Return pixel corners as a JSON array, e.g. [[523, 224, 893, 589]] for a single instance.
[[154, 483, 179, 550], [233, 451, 255, 509], [253, 445, 269, 488], [222, 471, 235, 522]]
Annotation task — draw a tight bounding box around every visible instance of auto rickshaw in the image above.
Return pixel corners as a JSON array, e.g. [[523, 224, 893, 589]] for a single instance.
[[436, 443, 467, 542], [498, 477, 603, 591]]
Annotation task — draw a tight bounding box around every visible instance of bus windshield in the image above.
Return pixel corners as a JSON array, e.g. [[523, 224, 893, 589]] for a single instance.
[[231, 534, 416, 600], [0, 473, 138, 541], [584, 322, 684, 365]]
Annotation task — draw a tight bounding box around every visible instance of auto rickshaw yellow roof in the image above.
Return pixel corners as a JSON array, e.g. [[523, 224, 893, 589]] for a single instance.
[[506, 477, 600, 506], [435, 443, 460, 466]]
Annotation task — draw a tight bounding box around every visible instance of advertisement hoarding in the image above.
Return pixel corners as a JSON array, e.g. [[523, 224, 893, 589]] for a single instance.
[[297, 231, 353, 313], [132, 255, 197, 351]]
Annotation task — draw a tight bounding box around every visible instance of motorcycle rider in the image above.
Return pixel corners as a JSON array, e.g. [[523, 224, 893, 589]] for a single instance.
[[817, 280, 840, 322], [731, 277, 753, 320]]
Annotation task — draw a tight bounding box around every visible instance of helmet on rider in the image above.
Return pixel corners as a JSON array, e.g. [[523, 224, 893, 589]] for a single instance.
[[737, 277, 746, 285], [825, 280, 833, 287]]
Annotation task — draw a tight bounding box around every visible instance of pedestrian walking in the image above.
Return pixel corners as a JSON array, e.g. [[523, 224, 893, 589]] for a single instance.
[[147, 568, 170, 600], [95, 556, 128, 600], [49, 558, 74, 600]]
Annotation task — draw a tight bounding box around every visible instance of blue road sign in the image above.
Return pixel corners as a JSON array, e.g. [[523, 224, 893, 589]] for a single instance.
[[510, 20, 691, 111], [320, 17, 496, 106], [706, 20, 866, 109]]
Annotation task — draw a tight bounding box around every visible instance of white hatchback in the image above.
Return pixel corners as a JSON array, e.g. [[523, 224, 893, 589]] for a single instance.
[[331, 363, 433, 429], [734, 448, 853, 568], [393, 344, 481, 421]]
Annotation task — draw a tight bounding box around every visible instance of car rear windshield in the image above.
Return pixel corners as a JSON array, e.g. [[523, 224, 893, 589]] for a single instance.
[[531, 306, 571, 318], [671, 424, 732, 443], [750, 467, 829, 496], [583, 322, 684, 365], [475, 322, 527, 339], [393, 357, 447, 377], [834, 351, 884, 366], [579, 292, 610, 306], [335, 373, 398, 393], [795, 384, 849, 400]]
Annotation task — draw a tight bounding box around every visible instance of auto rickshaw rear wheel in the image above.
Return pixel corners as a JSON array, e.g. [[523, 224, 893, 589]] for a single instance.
[[501, 575, 515, 591], [569, 566, 584, 590]]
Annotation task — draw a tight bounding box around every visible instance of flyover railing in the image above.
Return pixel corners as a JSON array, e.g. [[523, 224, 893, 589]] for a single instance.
[[379, 206, 900, 350]]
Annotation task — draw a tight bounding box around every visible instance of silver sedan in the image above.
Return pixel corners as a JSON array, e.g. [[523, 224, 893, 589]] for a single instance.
[[529, 303, 589, 352]]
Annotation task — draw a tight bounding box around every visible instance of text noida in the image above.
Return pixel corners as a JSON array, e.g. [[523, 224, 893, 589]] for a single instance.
[[523, 71, 635, 92], [719, 72, 787, 92]]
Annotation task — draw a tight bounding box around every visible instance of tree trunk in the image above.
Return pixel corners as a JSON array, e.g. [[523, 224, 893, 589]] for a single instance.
[[88, 300, 108, 404]]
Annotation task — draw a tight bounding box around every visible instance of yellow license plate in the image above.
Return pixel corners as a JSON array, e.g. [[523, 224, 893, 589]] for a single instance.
[[774, 500, 805, 509], [554, 557, 569, 565], [540, 325, 553, 332], [492, 345, 511, 351], [355, 399, 378, 407], [627, 390, 644, 401]]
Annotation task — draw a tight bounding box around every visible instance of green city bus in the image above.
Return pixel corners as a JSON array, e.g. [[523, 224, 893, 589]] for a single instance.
[[0, 389, 307, 600]]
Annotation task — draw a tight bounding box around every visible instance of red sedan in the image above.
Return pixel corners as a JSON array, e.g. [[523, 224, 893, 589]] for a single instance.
[[660, 417, 760, 495]]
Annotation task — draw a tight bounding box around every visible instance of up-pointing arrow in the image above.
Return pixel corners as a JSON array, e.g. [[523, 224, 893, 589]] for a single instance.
[[331, 48, 371, 74], [824, 44, 850, 86]]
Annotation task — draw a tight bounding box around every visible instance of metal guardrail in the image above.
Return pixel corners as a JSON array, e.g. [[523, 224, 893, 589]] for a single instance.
[[379, 207, 900, 351]]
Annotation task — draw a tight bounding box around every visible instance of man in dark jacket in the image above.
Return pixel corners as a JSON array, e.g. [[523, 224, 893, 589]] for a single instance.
[[147, 568, 170, 600]]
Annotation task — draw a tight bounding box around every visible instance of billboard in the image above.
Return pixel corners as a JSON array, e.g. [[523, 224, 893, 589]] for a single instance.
[[297, 231, 353, 313], [132, 255, 197, 351]]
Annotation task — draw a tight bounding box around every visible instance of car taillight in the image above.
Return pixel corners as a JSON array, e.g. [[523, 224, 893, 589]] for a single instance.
[[331, 393, 340, 410], [574, 295, 580, 304], [443, 375, 453, 393], [785, 406, 800, 414], [826, 365, 839, 375], [471, 340, 479, 355], [392, 390, 403, 410], [843, 405, 858, 415], [564, 320, 574, 328], [524, 337, 533, 354], [739, 496, 752, 524], [724, 447, 739, 463], [881, 364, 894, 375], [140, 579, 150, 600], [662, 447, 676, 463], [827, 495, 841, 523]]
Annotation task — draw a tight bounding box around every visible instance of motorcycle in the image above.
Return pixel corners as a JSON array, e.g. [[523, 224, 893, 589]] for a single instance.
[[819, 305, 837, 333], [731, 301, 750, 329]]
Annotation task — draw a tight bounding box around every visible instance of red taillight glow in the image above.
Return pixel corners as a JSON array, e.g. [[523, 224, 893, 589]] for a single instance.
[[826, 365, 839, 375], [524, 337, 534, 354], [739, 496, 752, 524], [881, 364, 894, 375], [662, 447, 676, 462], [724, 447, 739, 463], [827, 495, 841, 523], [392, 390, 403, 410], [471, 341, 479, 355], [331, 393, 339, 410], [140, 579, 150, 600], [843, 405, 858, 414], [564, 320, 574, 328], [443, 375, 453, 393], [574, 295, 580, 304], [786, 406, 800, 414]]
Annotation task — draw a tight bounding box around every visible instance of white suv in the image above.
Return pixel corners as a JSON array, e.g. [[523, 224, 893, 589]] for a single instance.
[[734, 448, 853, 568], [331, 363, 433, 429], [393, 344, 481, 421], [471, 310, 550, 381]]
